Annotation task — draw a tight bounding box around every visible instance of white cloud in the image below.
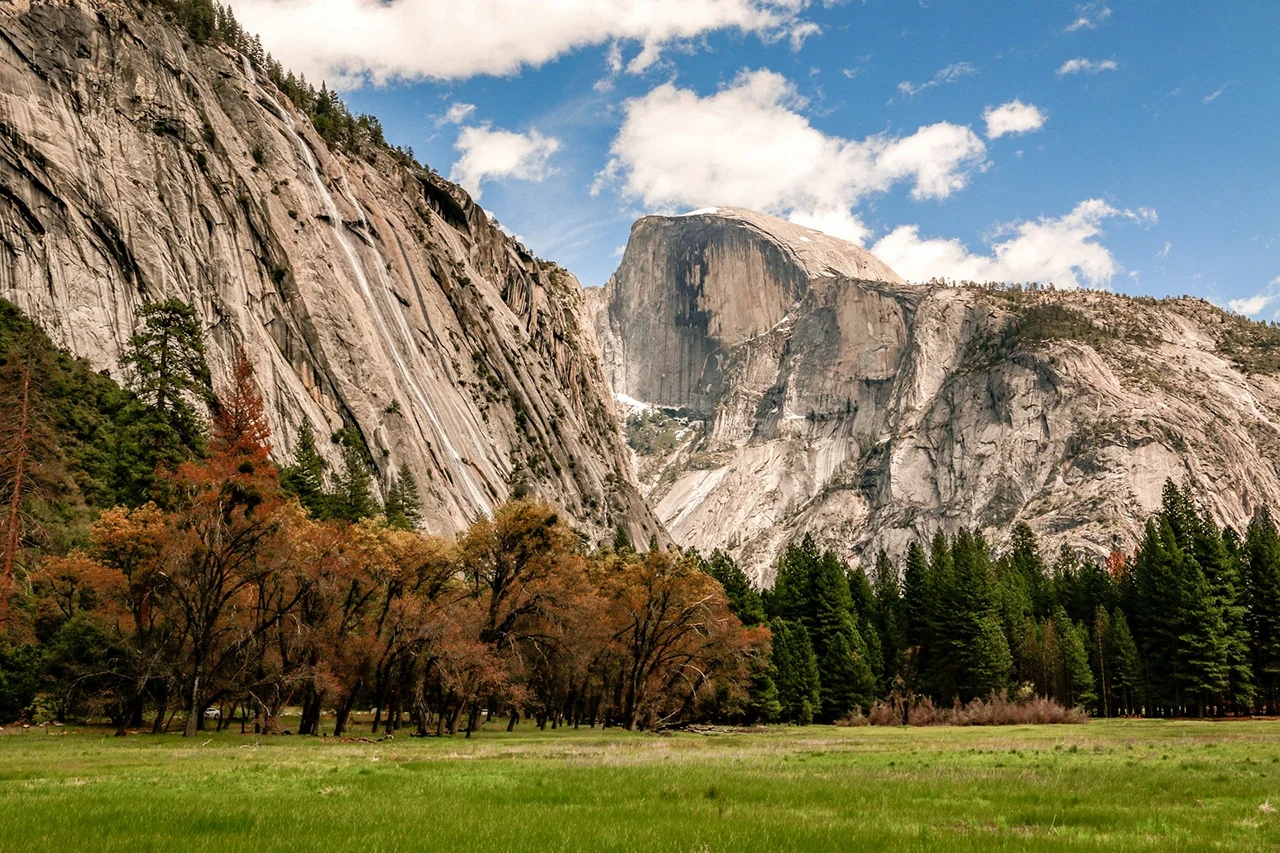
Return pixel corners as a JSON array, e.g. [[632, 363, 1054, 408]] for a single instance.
[[1204, 82, 1232, 103], [228, 0, 817, 85], [789, 21, 822, 51], [871, 199, 1152, 288], [440, 102, 476, 124], [898, 61, 977, 97], [787, 209, 871, 245], [1157, 241, 1171, 258], [1057, 58, 1118, 76], [1228, 277, 1280, 317], [983, 100, 1046, 139], [1065, 3, 1111, 32], [450, 125, 561, 199], [596, 70, 987, 237]]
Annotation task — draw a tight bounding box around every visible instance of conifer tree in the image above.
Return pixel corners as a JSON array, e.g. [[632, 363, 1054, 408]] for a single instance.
[[1008, 521, 1050, 616], [612, 524, 635, 554], [871, 550, 906, 690], [744, 661, 782, 723], [1190, 508, 1253, 710], [970, 613, 1014, 697], [328, 440, 377, 523], [384, 466, 422, 531], [769, 618, 820, 724], [819, 631, 875, 719], [280, 420, 327, 517], [1246, 507, 1280, 712], [116, 300, 211, 504], [901, 539, 931, 666], [1091, 606, 1113, 717], [704, 550, 765, 626], [1107, 607, 1142, 715], [847, 564, 884, 686], [1051, 608, 1097, 709]]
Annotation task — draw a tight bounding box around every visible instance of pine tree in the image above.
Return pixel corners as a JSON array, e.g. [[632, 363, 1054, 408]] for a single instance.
[[871, 550, 905, 690], [901, 539, 931, 681], [1091, 606, 1112, 717], [818, 631, 875, 720], [1246, 507, 1280, 712], [1190, 509, 1253, 711], [769, 534, 822, 624], [612, 524, 635, 554], [847, 564, 883, 686], [769, 618, 820, 724], [122, 300, 211, 452], [1107, 608, 1141, 715], [970, 614, 1013, 697], [1170, 537, 1228, 716], [704, 550, 765, 626], [328, 441, 377, 523], [744, 663, 782, 723], [1008, 521, 1050, 617], [116, 300, 211, 504], [280, 420, 327, 517], [384, 466, 422, 531], [1052, 607, 1097, 709]]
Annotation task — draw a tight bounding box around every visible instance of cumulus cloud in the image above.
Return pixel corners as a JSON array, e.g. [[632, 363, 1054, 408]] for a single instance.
[[1228, 276, 1280, 317], [595, 70, 987, 243], [871, 199, 1154, 288], [450, 125, 561, 199], [1057, 58, 1118, 76], [228, 0, 816, 85], [983, 100, 1046, 139], [1065, 3, 1111, 32], [897, 61, 977, 97]]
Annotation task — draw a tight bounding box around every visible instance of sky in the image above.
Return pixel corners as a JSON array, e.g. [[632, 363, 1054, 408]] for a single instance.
[[227, 0, 1280, 313]]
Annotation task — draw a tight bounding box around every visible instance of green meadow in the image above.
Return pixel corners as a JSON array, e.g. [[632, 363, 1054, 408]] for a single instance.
[[2, 720, 1279, 851]]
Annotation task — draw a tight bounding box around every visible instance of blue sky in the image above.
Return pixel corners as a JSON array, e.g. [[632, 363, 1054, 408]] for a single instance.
[[230, 0, 1279, 311]]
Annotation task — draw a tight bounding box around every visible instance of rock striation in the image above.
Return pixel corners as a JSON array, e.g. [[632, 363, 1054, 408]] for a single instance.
[[594, 207, 1280, 583], [0, 0, 662, 543]]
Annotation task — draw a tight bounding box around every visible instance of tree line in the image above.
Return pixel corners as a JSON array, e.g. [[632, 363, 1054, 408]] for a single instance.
[[6, 298, 1280, 733], [705, 480, 1280, 723], [0, 300, 762, 734]]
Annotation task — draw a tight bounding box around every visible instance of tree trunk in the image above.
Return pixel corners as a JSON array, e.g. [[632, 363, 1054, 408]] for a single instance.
[[184, 667, 202, 738]]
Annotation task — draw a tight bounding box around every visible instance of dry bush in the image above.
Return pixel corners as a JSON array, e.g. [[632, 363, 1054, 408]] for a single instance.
[[867, 698, 904, 726], [867, 691, 1086, 727], [834, 706, 869, 727]]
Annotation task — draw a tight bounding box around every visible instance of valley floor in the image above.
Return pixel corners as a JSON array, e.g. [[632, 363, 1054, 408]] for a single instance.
[[1, 720, 1279, 851]]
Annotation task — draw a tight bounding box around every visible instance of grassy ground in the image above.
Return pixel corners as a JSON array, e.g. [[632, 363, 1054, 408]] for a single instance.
[[1, 720, 1280, 851]]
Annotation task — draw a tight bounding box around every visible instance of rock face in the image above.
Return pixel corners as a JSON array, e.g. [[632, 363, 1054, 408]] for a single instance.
[[0, 0, 662, 543], [595, 207, 1280, 583]]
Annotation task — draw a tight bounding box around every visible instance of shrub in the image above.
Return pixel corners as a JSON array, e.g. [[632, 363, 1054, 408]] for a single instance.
[[866, 691, 1086, 727]]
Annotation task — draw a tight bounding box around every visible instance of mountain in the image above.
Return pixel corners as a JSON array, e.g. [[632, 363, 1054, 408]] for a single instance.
[[0, 0, 661, 543], [593, 206, 1280, 583]]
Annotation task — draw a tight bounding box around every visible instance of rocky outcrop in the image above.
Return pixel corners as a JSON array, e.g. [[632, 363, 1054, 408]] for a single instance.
[[596, 208, 1280, 583], [0, 0, 662, 543]]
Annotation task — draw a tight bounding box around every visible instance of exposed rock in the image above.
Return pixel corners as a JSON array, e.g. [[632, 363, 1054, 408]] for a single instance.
[[596, 207, 1280, 583], [0, 0, 662, 543]]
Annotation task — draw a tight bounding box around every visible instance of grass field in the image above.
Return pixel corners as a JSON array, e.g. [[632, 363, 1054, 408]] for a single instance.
[[2, 720, 1280, 851]]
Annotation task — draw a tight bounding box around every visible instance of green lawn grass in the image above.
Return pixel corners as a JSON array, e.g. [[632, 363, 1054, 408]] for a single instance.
[[2, 720, 1279, 851]]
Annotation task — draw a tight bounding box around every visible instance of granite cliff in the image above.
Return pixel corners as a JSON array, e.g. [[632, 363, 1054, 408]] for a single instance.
[[0, 0, 662, 543], [594, 207, 1280, 582]]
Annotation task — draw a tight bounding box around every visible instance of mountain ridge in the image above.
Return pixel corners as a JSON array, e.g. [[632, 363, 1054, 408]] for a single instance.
[[594, 206, 1280, 582], [0, 0, 663, 544]]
